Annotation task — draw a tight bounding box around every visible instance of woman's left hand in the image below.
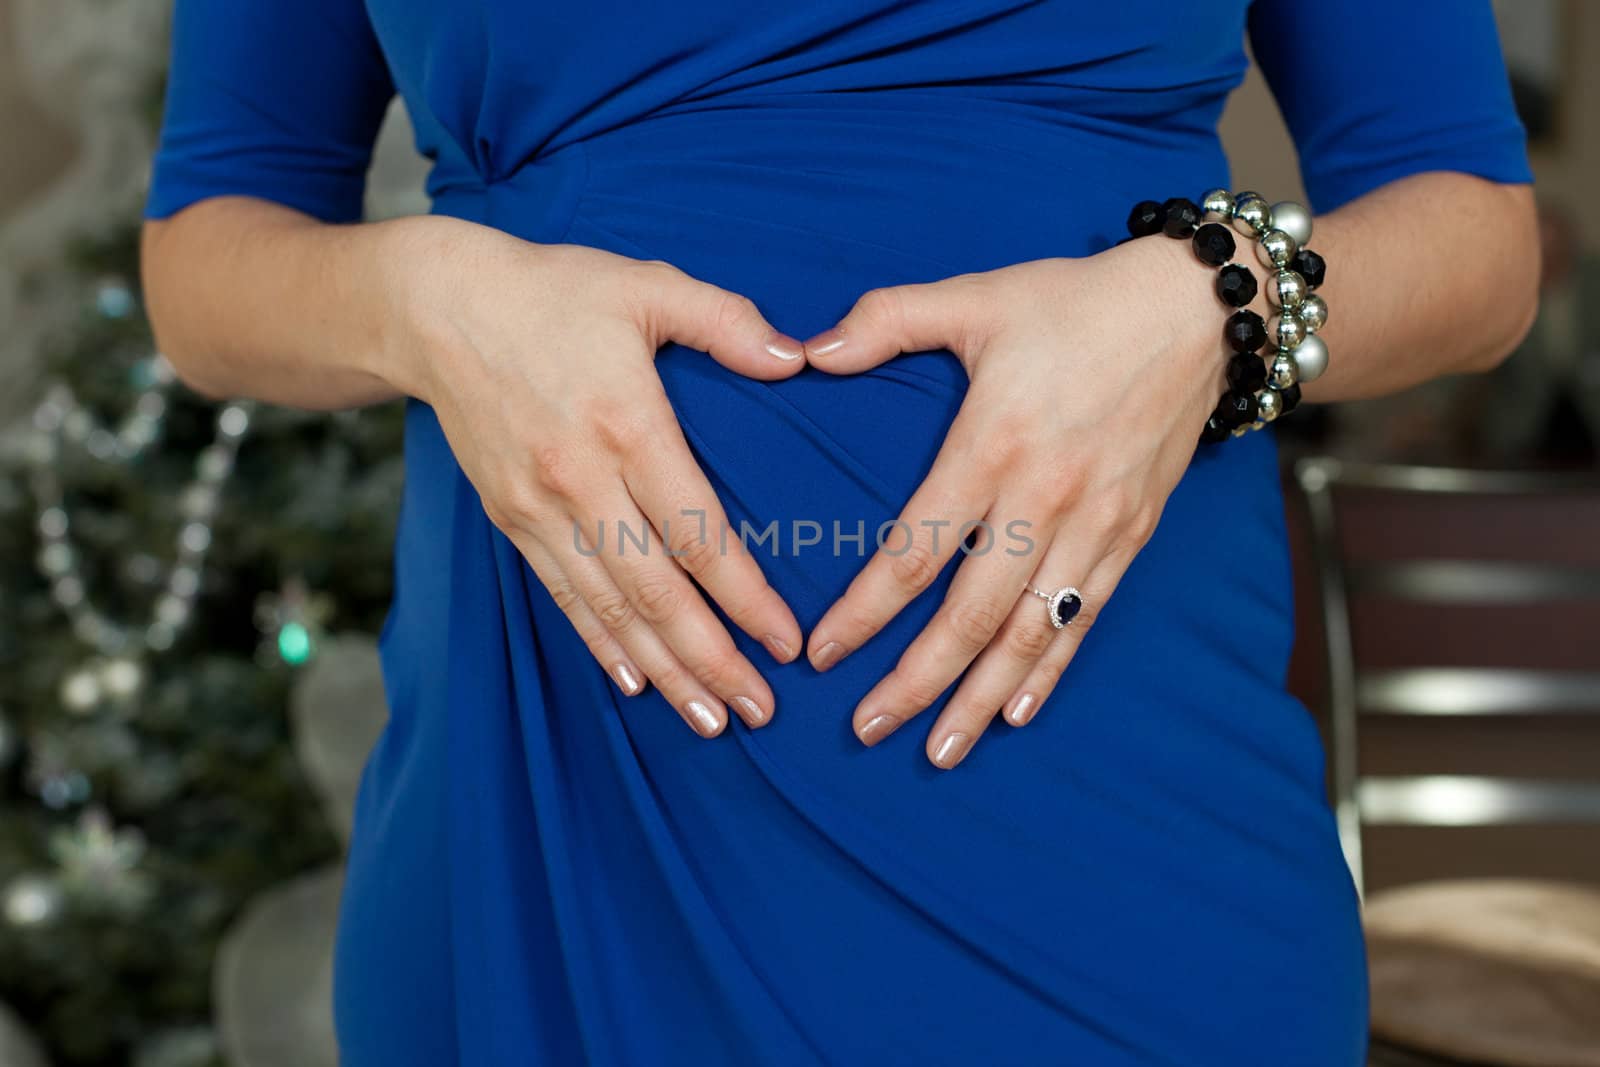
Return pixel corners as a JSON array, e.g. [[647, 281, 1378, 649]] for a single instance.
[[801, 236, 1234, 769]]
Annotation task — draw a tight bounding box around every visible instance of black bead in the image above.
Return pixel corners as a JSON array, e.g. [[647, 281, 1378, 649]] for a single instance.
[[1161, 197, 1202, 238], [1217, 389, 1259, 428], [1277, 383, 1303, 415], [1216, 263, 1258, 307], [1224, 309, 1268, 353], [1127, 200, 1167, 238], [1226, 353, 1268, 392], [1291, 248, 1327, 290], [1200, 414, 1232, 445], [1192, 223, 1236, 267]]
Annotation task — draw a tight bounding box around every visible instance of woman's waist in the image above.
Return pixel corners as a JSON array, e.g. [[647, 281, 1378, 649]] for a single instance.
[[434, 96, 1229, 328]]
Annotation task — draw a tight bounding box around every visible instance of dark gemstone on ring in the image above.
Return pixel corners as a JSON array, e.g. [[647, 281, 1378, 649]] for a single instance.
[[1291, 248, 1327, 290], [1226, 353, 1268, 392], [1127, 200, 1167, 238], [1216, 263, 1258, 307], [1224, 309, 1269, 353], [1053, 591, 1083, 627], [1161, 197, 1202, 238], [1200, 413, 1232, 445], [1217, 389, 1259, 428], [1192, 223, 1236, 267], [1277, 383, 1303, 415]]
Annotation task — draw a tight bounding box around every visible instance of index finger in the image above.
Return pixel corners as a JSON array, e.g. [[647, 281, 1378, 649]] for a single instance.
[[621, 413, 803, 666], [805, 417, 996, 671]]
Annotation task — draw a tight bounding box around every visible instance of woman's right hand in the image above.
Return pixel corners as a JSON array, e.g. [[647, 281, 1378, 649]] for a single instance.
[[381, 217, 806, 737]]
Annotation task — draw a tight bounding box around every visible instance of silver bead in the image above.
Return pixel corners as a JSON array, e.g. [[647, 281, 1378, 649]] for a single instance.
[[1234, 197, 1271, 236], [1201, 188, 1235, 217], [1269, 352, 1299, 389], [1256, 388, 1282, 423], [1258, 229, 1299, 269], [1269, 270, 1308, 310], [1269, 201, 1314, 248], [1234, 189, 1264, 204], [1272, 312, 1307, 352], [1293, 333, 1330, 383], [1300, 293, 1328, 334]]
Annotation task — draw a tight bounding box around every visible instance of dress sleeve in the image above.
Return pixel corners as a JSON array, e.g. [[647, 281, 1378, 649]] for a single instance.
[[1247, 0, 1533, 213], [146, 0, 396, 223]]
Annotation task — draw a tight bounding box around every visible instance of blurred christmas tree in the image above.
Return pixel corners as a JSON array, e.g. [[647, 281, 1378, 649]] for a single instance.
[[0, 215, 405, 1061]]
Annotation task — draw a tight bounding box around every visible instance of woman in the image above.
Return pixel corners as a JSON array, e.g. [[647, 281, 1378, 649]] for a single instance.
[[142, 1, 1536, 1063]]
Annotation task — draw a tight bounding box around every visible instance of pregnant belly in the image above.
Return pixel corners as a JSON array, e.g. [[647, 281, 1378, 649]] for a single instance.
[[386, 97, 1367, 1061], [427, 93, 1322, 772]]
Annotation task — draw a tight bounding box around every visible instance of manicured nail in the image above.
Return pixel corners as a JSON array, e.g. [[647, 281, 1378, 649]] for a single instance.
[[1005, 692, 1038, 727], [685, 700, 723, 737], [765, 333, 804, 362], [813, 641, 846, 672], [763, 633, 795, 663], [613, 663, 642, 695], [858, 713, 900, 746], [932, 732, 973, 769], [805, 328, 847, 357], [732, 695, 769, 727]]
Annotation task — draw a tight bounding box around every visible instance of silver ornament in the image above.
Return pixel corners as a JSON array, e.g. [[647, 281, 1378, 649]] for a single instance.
[[1233, 197, 1271, 236], [1258, 228, 1299, 269], [3, 874, 63, 928], [1256, 388, 1282, 423], [1269, 201, 1314, 248], [100, 657, 145, 700], [1233, 189, 1264, 204], [1293, 333, 1330, 382], [1201, 188, 1235, 217], [61, 667, 102, 712], [1269, 353, 1299, 389], [1269, 270, 1308, 310], [1300, 293, 1328, 334], [1273, 312, 1307, 352]]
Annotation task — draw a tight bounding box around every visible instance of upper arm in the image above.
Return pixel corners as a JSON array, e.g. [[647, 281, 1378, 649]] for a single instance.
[[147, 0, 396, 224], [1247, 0, 1533, 213]]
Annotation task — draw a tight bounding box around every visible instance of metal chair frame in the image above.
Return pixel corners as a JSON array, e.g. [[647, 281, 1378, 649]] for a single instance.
[[1292, 458, 1600, 895]]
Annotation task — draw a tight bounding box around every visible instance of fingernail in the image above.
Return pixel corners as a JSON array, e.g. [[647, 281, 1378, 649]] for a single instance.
[[763, 633, 795, 662], [858, 713, 900, 746], [1005, 692, 1038, 727], [932, 732, 973, 769], [813, 641, 846, 672], [732, 695, 769, 727], [765, 333, 804, 362], [685, 700, 723, 737], [804, 328, 847, 357], [613, 663, 642, 695]]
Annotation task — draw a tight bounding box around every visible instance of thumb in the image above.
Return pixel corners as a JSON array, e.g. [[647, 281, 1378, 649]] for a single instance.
[[642, 264, 804, 381], [801, 277, 987, 374]]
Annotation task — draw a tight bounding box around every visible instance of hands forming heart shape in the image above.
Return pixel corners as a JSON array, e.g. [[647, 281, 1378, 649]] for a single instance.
[[416, 226, 1225, 769]]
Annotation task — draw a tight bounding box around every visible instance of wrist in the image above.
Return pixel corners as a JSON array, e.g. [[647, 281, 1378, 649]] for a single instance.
[[365, 214, 486, 404]]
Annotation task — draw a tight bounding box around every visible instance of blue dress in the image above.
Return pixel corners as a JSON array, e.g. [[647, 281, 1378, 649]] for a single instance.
[[148, 3, 1530, 1063]]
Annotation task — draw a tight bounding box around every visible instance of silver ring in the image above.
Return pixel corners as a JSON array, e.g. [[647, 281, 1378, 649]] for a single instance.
[[1026, 584, 1084, 630]]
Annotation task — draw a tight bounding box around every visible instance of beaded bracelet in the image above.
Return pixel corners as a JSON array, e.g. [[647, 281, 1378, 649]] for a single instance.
[[1125, 190, 1330, 445]]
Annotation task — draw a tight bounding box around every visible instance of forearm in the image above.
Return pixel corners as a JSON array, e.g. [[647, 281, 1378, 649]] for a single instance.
[[1294, 171, 1538, 403], [141, 197, 440, 409]]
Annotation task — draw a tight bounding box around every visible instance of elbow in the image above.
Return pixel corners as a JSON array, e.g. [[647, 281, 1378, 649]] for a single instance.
[[140, 219, 229, 401], [1464, 184, 1542, 374]]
